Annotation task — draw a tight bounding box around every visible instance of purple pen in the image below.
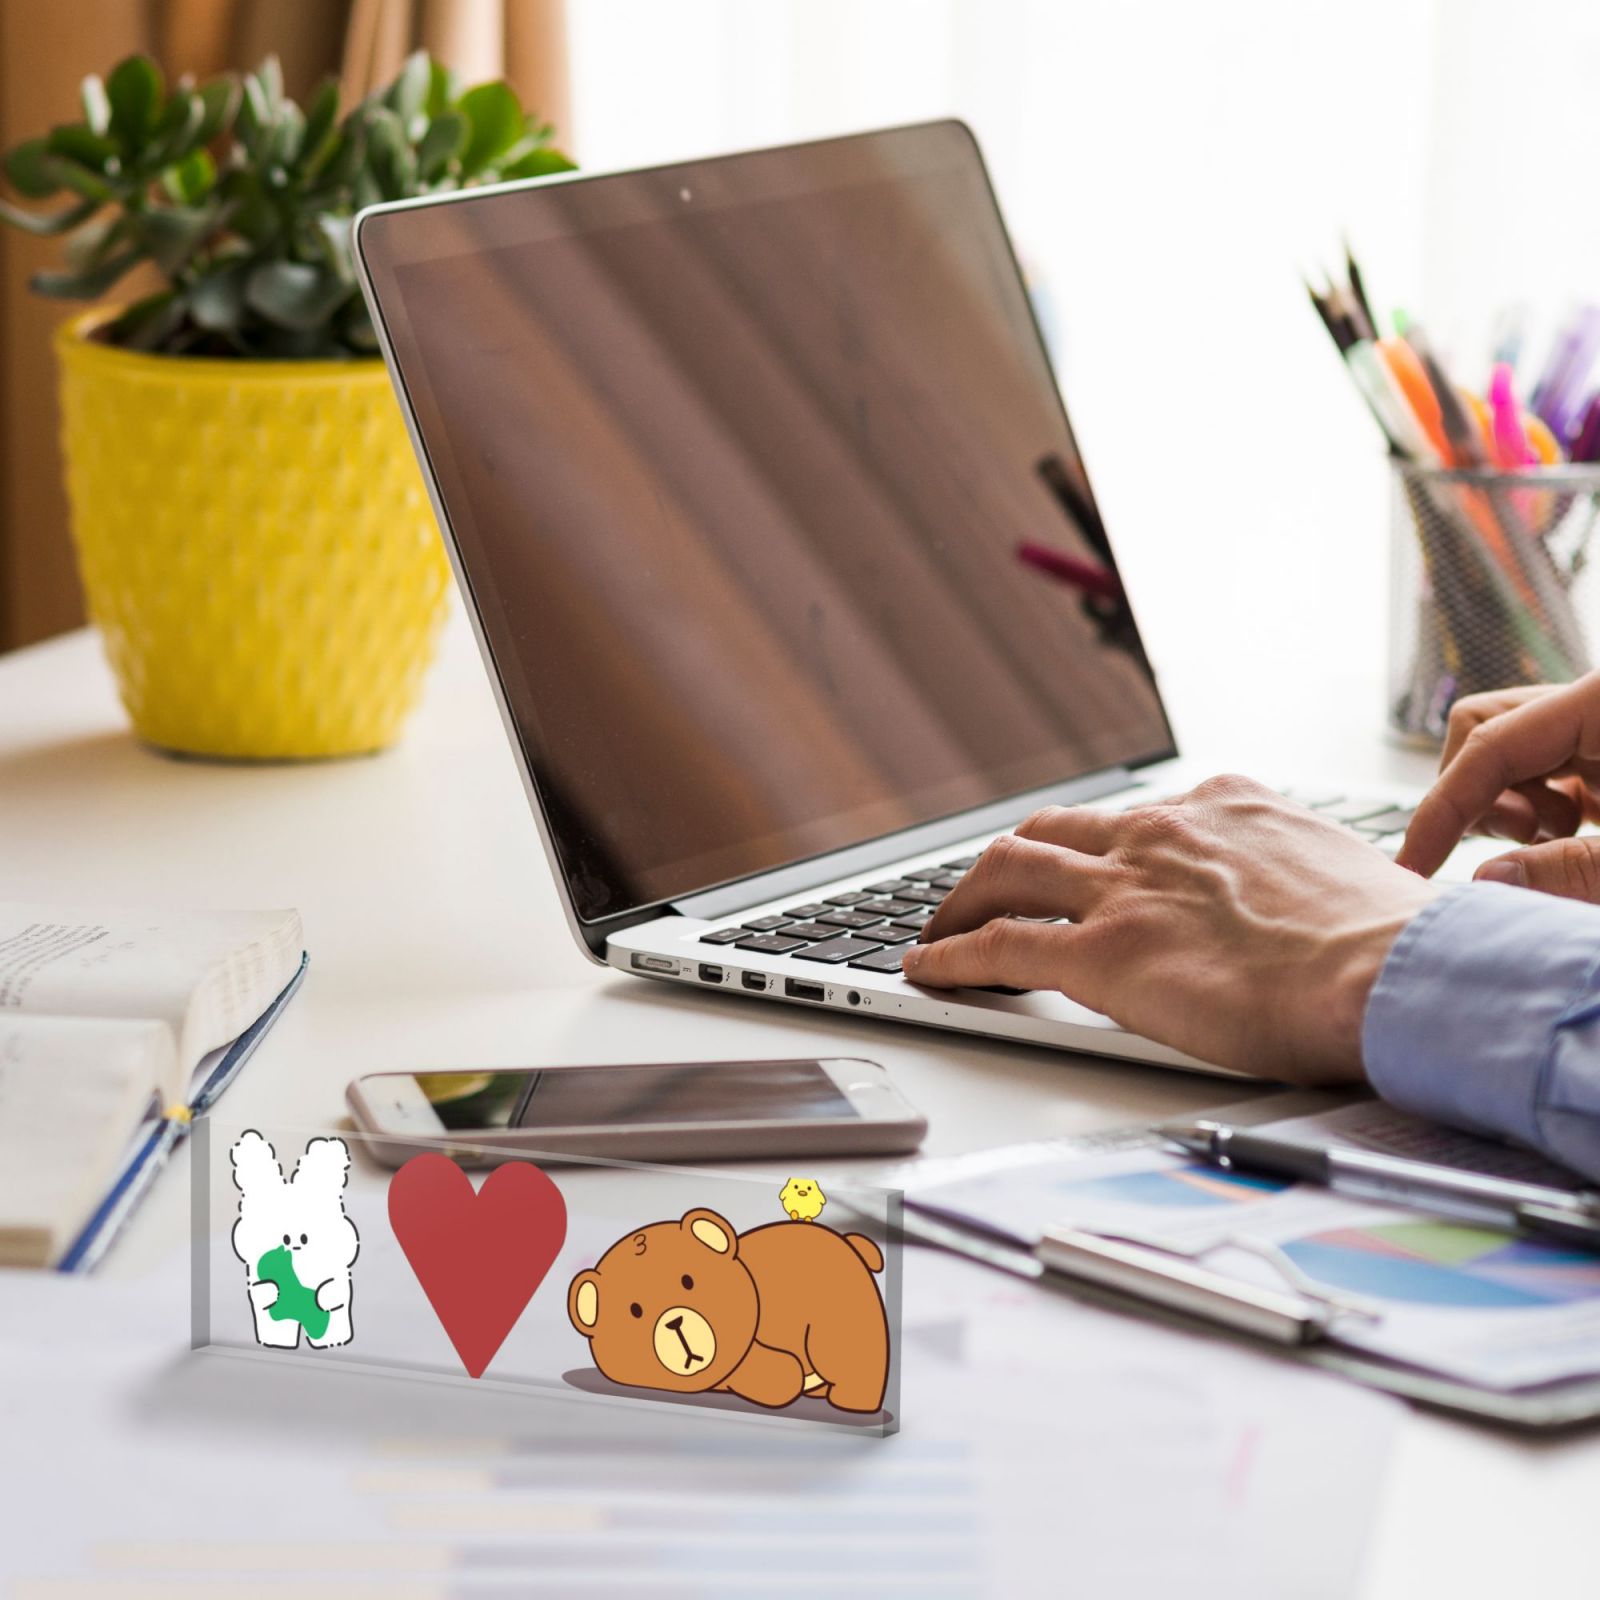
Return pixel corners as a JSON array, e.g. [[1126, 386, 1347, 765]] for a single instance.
[[1574, 394, 1600, 464], [1532, 311, 1583, 420], [1538, 307, 1600, 443]]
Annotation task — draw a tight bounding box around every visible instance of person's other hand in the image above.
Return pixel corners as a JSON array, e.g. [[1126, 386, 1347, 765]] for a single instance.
[[1397, 674, 1600, 898], [899, 777, 1443, 1082]]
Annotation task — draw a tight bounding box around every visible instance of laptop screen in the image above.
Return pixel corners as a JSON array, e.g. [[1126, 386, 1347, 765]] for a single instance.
[[360, 123, 1173, 923]]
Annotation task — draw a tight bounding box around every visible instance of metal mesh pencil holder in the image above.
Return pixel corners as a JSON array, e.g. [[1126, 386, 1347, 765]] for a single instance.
[[1388, 461, 1600, 746]]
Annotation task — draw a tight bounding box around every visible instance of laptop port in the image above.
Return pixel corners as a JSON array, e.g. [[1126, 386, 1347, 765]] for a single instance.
[[741, 972, 768, 992], [698, 963, 725, 984], [785, 978, 826, 1002], [631, 953, 678, 975]]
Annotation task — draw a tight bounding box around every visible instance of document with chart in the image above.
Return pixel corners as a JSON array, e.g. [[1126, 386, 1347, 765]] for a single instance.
[[904, 1106, 1600, 1393]]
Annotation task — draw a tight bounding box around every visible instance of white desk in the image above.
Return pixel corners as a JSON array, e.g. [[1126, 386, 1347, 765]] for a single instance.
[[2, 611, 1595, 1597]]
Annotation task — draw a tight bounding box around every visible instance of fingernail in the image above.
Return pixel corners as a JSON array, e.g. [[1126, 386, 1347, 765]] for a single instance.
[[1477, 859, 1526, 887]]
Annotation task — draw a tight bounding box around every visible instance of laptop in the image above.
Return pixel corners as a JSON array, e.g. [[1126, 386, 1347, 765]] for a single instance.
[[354, 121, 1443, 1079]]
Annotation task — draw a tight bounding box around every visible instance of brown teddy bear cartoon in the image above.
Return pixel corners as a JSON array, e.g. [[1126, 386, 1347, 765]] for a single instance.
[[567, 1207, 889, 1413]]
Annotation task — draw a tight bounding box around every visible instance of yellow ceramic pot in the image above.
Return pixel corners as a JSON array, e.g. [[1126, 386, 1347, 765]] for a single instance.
[[55, 310, 451, 759]]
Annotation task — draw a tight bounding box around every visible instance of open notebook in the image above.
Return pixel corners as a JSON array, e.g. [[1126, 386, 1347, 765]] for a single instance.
[[0, 906, 305, 1269]]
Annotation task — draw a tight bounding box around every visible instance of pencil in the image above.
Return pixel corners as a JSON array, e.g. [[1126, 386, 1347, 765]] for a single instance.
[[1344, 239, 1379, 341]]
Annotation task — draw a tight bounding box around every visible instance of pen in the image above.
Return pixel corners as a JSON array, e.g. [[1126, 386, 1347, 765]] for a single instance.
[[1572, 394, 1600, 464], [57, 954, 309, 1273], [1487, 362, 1547, 536], [1490, 303, 1525, 376], [1378, 336, 1453, 460], [1036, 1225, 1327, 1345], [896, 1200, 1331, 1345], [1347, 341, 1431, 460], [1016, 539, 1121, 600], [1547, 308, 1600, 443], [1343, 239, 1379, 343], [1532, 308, 1587, 429], [1488, 363, 1538, 469], [58, 1106, 190, 1274], [1163, 1119, 1600, 1254]]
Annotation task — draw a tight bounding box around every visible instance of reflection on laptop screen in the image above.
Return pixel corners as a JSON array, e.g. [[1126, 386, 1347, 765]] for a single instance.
[[363, 124, 1173, 922]]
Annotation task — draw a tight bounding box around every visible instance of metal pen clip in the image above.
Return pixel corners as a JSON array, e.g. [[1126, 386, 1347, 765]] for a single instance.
[[1036, 1227, 1336, 1347]]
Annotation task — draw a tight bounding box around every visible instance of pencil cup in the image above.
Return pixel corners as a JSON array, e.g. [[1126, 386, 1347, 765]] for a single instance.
[[1388, 461, 1600, 746]]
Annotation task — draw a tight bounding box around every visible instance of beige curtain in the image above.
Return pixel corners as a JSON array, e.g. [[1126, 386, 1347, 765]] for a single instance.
[[0, 0, 570, 652]]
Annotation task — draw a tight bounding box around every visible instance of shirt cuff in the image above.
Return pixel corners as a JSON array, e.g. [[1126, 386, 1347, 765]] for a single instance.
[[1361, 881, 1600, 1147]]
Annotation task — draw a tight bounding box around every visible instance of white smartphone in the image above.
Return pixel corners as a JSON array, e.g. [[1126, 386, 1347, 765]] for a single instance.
[[345, 1058, 927, 1166]]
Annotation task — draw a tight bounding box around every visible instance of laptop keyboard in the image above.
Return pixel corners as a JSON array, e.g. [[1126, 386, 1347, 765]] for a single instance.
[[696, 870, 964, 974], [696, 788, 1416, 981]]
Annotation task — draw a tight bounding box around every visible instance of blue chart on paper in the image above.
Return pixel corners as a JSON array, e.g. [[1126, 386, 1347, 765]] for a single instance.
[[1282, 1221, 1600, 1311], [1058, 1164, 1291, 1209]]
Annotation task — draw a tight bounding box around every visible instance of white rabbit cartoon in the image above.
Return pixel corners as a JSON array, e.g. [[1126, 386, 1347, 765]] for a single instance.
[[230, 1131, 360, 1349]]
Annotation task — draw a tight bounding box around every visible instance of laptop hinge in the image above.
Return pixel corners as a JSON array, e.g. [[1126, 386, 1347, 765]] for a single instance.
[[671, 767, 1144, 923]]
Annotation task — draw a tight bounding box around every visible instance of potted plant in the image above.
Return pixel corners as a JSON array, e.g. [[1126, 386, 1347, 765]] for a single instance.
[[1, 53, 573, 758]]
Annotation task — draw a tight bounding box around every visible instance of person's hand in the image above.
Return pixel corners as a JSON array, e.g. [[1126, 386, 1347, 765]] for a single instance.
[[1397, 674, 1600, 898], [899, 776, 1444, 1082]]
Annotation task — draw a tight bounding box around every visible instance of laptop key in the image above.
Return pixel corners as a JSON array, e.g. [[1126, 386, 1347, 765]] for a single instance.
[[784, 902, 830, 918], [735, 933, 808, 954], [824, 892, 874, 907], [699, 927, 747, 945], [1350, 807, 1416, 836], [849, 946, 909, 973], [905, 867, 947, 882], [780, 921, 844, 941], [871, 926, 919, 944], [818, 909, 887, 931], [1282, 787, 1344, 810], [942, 857, 980, 870], [742, 915, 796, 932], [931, 873, 966, 890], [891, 911, 934, 928], [857, 898, 920, 917], [793, 937, 884, 964], [865, 879, 915, 895], [898, 886, 947, 906], [1316, 797, 1394, 824]]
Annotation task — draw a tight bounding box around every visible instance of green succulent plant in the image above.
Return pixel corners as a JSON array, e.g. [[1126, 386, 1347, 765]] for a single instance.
[[0, 51, 574, 358]]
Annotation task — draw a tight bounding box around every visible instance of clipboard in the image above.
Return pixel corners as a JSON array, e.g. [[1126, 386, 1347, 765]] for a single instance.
[[896, 1199, 1600, 1432], [891, 1089, 1600, 1432]]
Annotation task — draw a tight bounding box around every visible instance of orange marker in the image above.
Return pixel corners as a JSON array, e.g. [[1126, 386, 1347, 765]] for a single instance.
[[1377, 337, 1450, 461], [1525, 413, 1562, 464], [1464, 390, 1497, 460]]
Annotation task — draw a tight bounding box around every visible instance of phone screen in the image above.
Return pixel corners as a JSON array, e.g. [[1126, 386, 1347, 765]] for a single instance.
[[402, 1061, 859, 1131]]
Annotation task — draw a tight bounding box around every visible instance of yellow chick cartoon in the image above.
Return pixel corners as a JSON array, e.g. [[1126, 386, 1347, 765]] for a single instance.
[[780, 1177, 826, 1222]]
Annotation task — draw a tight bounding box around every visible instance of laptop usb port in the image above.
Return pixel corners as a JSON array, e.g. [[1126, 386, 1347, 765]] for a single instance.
[[785, 978, 826, 1002], [698, 963, 725, 984], [631, 953, 679, 975]]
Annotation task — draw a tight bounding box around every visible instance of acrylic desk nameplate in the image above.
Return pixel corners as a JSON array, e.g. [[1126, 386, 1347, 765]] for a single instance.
[[190, 1118, 902, 1438]]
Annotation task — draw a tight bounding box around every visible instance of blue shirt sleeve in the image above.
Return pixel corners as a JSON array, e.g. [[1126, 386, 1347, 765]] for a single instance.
[[1362, 881, 1600, 1182]]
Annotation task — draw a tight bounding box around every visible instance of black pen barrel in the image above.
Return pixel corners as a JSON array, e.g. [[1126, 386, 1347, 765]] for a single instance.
[[1220, 1129, 1333, 1186]]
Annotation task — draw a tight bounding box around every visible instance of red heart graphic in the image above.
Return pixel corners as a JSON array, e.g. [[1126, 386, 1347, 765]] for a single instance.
[[388, 1154, 567, 1379]]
